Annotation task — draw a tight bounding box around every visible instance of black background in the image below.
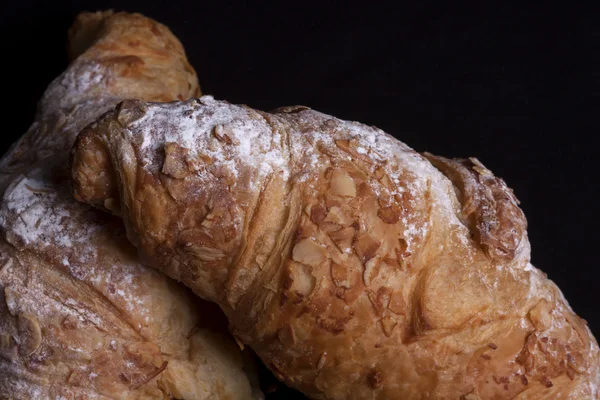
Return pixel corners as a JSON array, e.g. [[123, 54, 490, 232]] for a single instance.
[[1, 2, 598, 398]]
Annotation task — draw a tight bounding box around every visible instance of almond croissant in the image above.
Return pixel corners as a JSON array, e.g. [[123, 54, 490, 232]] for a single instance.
[[71, 96, 599, 399], [0, 12, 258, 399]]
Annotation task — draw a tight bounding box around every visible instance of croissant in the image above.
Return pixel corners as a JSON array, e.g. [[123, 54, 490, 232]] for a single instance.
[[1, 12, 259, 399], [71, 96, 600, 399]]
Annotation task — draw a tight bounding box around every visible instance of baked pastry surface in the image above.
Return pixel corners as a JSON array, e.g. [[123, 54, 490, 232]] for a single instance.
[[72, 97, 599, 399], [0, 11, 257, 399]]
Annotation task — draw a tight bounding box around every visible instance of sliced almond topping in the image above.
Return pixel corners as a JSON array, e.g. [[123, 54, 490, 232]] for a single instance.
[[541, 377, 553, 388], [567, 352, 587, 373], [331, 261, 350, 288], [317, 352, 328, 370], [395, 238, 411, 260], [232, 335, 245, 351], [328, 247, 346, 266], [378, 206, 400, 224], [162, 142, 189, 179], [213, 124, 239, 145], [201, 208, 225, 229], [470, 157, 493, 176], [116, 100, 147, 127], [304, 204, 312, 215], [348, 197, 363, 210], [334, 139, 351, 153], [292, 239, 328, 266], [375, 166, 386, 180], [310, 205, 327, 224], [62, 315, 78, 330], [320, 221, 342, 233], [528, 299, 552, 331], [286, 262, 316, 297], [329, 227, 355, 253], [329, 169, 356, 197], [201, 212, 216, 229], [363, 257, 381, 287], [317, 315, 351, 334], [324, 206, 352, 226], [377, 195, 392, 208], [188, 153, 214, 171], [388, 290, 407, 315], [356, 182, 370, 198], [368, 287, 393, 316], [274, 105, 311, 114], [354, 233, 381, 264], [334, 139, 373, 163], [198, 154, 214, 164], [325, 195, 342, 209], [566, 369, 574, 381], [516, 334, 536, 372], [381, 316, 397, 337], [277, 324, 296, 347], [186, 245, 225, 262]]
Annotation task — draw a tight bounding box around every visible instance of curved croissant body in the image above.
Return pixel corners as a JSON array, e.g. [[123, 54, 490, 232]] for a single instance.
[[72, 96, 599, 399], [0, 12, 257, 399]]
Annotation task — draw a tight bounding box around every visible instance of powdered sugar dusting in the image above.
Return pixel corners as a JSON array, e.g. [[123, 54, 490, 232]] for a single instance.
[[38, 61, 109, 120], [0, 56, 162, 398], [3, 174, 73, 246], [127, 98, 465, 255], [0, 378, 45, 400], [280, 107, 462, 252], [0, 166, 98, 267], [0, 14, 263, 399], [0, 57, 118, 196], [2, 259, 106, 331], [0, 161, 162, 326], [131, 95, 289, 191]]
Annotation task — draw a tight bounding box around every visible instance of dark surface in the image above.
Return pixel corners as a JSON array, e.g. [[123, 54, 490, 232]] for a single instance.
[[1, 2, 598, 399]]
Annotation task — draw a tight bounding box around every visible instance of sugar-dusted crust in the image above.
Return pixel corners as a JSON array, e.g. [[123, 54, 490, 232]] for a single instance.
[[0, 11, 258, 400], [72, 97, 599, 399]]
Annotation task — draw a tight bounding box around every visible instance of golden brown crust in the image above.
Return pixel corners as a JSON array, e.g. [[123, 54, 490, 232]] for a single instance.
[[68, 10, 200, 100], [1, 12, 257, 400], [423, 153, 527, 262], [72, 97, 600, 399], [1, 11, 200, 185]]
